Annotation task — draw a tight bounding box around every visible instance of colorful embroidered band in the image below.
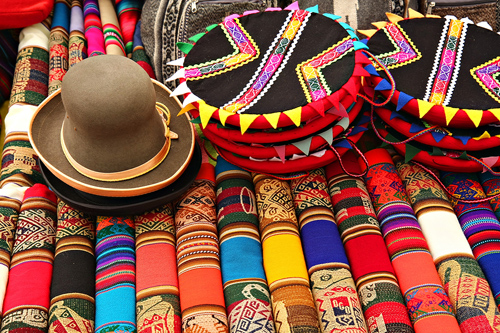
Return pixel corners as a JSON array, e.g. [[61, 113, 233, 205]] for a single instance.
[[175, 163, 228, 332], [95, 216, 136, 333], [114, 0, 141, 56], [290, 167, 368, 333], [362, 148, 459, 333], [98, 0, 126, 56], [69, 0, 87, 67], [0, 184, 26, 313], [1, 184, 57, 332], [83, 0, 106, 57], [48, 0, 71, 95], [395, 156, 500, 332], [440, 171, 500, 310], [135, 203, 181, 333], [479, 172, 500, 221], [49, 201, 96, 333], [253, 172, 320, 333], [325, 153, 413, 333], [215, 157, 275, 333]]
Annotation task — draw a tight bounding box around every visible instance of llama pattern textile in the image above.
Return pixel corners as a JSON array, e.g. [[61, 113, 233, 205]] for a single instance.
[[135, 203, 181, 333], [215, 157, 275, 333], [252, 172, 320, 333], [95, 216, 136, 333], [395, 158, 500, 332], [175, 163, 228, 333], [325, 153, 413, 333], [362, 149, 459, 333], [290, 168, 368, 333], [440, 171, 500, 311], [0, 184, 57, 333], [48, 201, 96, 333]]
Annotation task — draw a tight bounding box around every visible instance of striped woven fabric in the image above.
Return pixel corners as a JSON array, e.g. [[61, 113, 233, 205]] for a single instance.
[[362, 149, 459, 333], [175, 163, 228, 333], [95, 216, 136, 333], [1, 184, 57, 332], [69, 0, 87, 67], [48, 0, 71, 95], [83, 0, 106, 57], [0, 184, 26, 313], [115, 0, 142, 56], [132, 20, 156, 79], [441, 171, 500, 310], [252, 172, 320, 333], [1, 21, 50, 188], [98, 0, 126, 56], [479, 173, 500, 221], [290, 167, 367, 333], [215, 157, 275, 333], [395, 157, 500, 332], [325, 153, 413, 333], [49, 201, 96, 333], [135, 203, 181, 333]]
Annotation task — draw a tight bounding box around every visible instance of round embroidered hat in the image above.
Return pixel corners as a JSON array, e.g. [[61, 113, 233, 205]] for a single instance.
[[168, 3, 372, 134], [29, 55, 196, 197], [363, 12, 500, 128]]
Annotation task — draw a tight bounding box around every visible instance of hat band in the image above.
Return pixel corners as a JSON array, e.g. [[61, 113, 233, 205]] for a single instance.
[[60, 104, 173, 182]]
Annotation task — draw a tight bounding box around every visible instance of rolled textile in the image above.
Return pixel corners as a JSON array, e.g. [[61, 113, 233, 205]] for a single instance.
[[175, 163, 228, 333], [215, 157, 275, 333], [114, 0, 142, 56], [362, 149, 459, 333], [0, 184, 27, 314], [440, 171, 500, 310], [1, 184, 57, 332], [131, 20, 156, 79], [325, 152, 413, 333], [290, 167, 367, 333], [479, 173, 500, 221], [395, 157, 500, 332], [98, 0, 126, 56], [0, 30, 18, 106], [83, 0, 106, 57], [69, 0, 87, 66], [252, 172, 320, 333], [135, 203, 181, 333], [95, 216, 136, 333], [1, 21, 51, 188], [48, 201, 96, 333], [48, 0, 71, 95]]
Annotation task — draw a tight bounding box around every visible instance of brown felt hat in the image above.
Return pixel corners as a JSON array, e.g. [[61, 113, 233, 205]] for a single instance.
[[29, 55, 195, 197]]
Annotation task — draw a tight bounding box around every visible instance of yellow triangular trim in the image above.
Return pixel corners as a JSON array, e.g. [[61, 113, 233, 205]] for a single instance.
[[283, 107, 302, 127], [198, 100, 218, 129], [417, 99, 434, 118], [475, 131, 491, 140], [386, 12, 403, 23], [178, 103, 195, 116], [489, 108, 500, 122], [357, 29, 378, 38], [218, 109, 233, 126], [408, 8, 424, 18], [239, 114, 260, 134], [463, 109, 482, 127], [372, 21, 389, 29], [263, 112, 281, 129], [426, 14, 441, 18], [443, 106, 459, 126]]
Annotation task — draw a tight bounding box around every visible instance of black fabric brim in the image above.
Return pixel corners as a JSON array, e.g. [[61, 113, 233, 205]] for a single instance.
[[30, 80, 195, 197], [40, 142, 202, 216]]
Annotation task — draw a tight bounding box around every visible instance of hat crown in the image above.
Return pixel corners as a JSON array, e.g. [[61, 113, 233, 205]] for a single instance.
[[61, 55, 166, 173]]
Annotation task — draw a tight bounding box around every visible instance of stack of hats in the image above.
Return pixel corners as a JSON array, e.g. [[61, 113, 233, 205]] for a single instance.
[[360, 10, 500, 173], [167, 2, 374, 175], [29, 55, 201, 215]]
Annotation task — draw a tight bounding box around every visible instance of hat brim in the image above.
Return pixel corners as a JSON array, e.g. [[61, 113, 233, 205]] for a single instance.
[[29, 80, 195, 197], [39, 142, 202, 216]]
